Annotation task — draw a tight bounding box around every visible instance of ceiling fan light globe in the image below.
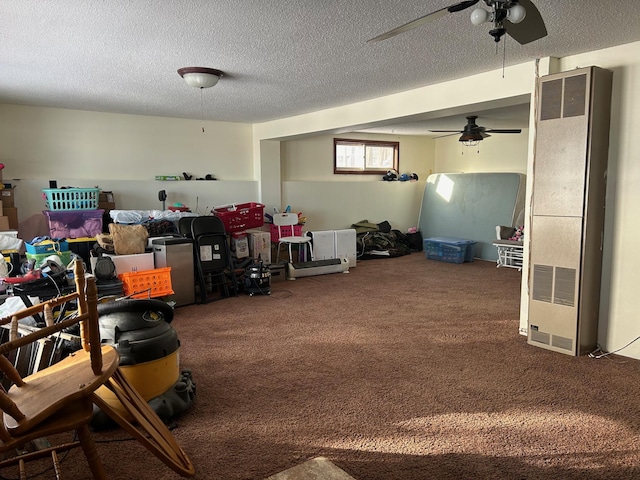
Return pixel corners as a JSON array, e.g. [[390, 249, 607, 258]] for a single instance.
[[470, 8, 489, 25], [507, 4, 526, 24]]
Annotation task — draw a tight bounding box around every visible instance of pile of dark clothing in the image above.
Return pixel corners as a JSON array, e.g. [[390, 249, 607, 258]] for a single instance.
[[352, 220, 423, 259]]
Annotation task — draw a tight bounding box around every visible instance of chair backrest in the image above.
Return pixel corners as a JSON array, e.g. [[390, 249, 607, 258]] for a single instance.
[[178, 217, 196, 238], [191, 215, 227, 237], [193, 233, 230, 272], [273, 213, 298, 227], [0, 259, 116, 435], [189, 216, 231, 272], [273, 212, 302, 239]]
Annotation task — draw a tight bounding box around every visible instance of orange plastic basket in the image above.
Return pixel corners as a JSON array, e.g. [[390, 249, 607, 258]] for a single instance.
[[119, 267, 174, 299]]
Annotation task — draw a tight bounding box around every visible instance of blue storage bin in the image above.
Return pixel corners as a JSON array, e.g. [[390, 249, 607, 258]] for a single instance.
[[424, 237, 476, 264], [25, 239, 69, 255]]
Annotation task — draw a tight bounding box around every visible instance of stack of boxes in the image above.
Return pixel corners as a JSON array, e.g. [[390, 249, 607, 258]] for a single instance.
[[212, 203, 270, 264], [0, 171, 20, 276], [0, 172, 18, 232]]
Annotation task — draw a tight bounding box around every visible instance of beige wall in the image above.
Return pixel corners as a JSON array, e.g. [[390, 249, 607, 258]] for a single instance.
[[280, 133, 434, 231], [435, 128, 529, 174], [0, 105, 256, 219]]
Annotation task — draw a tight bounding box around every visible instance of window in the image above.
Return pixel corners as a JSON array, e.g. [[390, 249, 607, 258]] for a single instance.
[[334, 138, 399, 175]]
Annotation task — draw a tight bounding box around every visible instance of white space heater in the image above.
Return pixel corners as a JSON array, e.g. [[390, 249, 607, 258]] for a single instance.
[[286, 258, 349, 279]]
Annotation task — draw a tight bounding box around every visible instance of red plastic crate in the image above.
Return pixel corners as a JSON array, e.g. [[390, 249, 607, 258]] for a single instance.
[[212, 202, 265, 233]]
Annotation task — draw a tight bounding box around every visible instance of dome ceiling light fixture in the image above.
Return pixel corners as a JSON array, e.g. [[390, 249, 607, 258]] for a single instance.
[[177, 67, 224, 89], [177, 67, 225, 133]]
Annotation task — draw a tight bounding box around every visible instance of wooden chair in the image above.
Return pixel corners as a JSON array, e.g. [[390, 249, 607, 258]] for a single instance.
[[0, 260, 196, 478], [0, 259, 119, 479]]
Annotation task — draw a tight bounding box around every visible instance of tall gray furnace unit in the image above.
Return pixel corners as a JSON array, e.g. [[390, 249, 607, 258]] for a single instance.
[[528, 66, 613, 355]]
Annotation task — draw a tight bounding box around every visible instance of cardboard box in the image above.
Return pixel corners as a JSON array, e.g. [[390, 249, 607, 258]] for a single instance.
[[0, 216, 9, 231], [0, 187, 15, 208], [246, 229, 272, 264], [105, 252, 155, 275], [99, 191, 115, 203], [0, 199, 3, 216], [231, 232, 249, 259], [4, 207, 17, 230]]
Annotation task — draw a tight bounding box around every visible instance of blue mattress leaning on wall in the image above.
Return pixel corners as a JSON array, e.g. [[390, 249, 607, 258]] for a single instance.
[[417, 173, 526, 262]]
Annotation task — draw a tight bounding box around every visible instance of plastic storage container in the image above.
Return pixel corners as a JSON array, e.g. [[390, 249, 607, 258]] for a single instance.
[[26, 250, 72, 268], [119, 267, 174, 299], [25, 240, 69, 255], [44, 209, 104, 239], [424, 237, 476, 264], [212, 202, 265, 233], [42, 188, 100, 211]]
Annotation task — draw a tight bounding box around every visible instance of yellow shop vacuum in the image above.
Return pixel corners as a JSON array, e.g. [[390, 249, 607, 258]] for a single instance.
[[91, 299, 195, 429]]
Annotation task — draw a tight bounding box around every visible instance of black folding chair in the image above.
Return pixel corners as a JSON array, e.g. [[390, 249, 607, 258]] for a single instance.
[[177, 217, 195, 239], [190, 216, 238, 303]]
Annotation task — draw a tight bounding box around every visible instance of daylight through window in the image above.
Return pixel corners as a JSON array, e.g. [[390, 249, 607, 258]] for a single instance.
[[334, 138, 399, 174]]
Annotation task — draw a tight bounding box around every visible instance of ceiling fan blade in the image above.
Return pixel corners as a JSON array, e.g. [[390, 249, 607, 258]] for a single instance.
[[368, 0, 480, 42], [505, 0, 547, 45], [428, 129, 463, 133], [484, 129, 522, 134], [433, 132, 462, 139]]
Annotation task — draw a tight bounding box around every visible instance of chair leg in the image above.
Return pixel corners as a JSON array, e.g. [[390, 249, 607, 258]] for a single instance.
[[77, 423, 108, 480], [228, 268, 238, 297], [195, 262, 207, 304]]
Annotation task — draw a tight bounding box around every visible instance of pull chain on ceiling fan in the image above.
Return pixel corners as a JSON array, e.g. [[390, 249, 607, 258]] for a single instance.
[[368, 0, 547, 45]]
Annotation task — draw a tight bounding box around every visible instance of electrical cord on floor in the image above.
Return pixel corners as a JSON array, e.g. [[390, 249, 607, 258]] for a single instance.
[[588, 335, 640, 359]]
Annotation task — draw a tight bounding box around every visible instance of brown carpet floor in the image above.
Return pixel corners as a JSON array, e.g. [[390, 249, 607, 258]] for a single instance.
[[14, 253, 640, 479]]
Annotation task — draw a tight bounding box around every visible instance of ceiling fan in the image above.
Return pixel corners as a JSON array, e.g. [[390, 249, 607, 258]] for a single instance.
[[369, 0, 547, 45], [429, 115, 522, 143]]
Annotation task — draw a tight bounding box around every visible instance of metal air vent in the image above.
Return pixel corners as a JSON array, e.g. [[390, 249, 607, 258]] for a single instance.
[[563, 74, 587, 118], [553, 267, 576, 307], [532, 264, 553, 303], [540, 79, 563, 120]]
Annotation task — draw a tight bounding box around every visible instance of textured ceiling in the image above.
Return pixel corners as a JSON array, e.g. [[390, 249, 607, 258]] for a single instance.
[[2, 1, 640, 135]]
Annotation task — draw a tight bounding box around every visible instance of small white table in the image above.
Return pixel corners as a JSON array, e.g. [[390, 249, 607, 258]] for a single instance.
[[493, 240, 523, 271]]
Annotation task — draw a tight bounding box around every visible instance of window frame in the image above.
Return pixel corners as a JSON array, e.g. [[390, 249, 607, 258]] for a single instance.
[[333, 138, 399, 175]]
